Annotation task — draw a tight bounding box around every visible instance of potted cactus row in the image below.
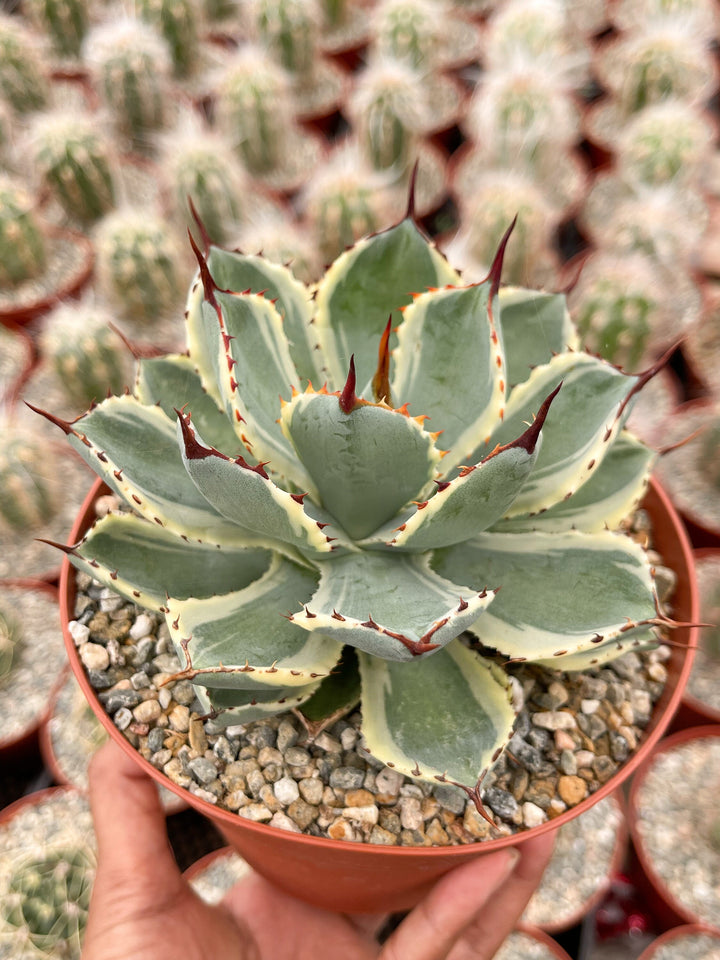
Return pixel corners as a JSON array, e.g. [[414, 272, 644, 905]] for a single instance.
[[42, 208, 698, 912]]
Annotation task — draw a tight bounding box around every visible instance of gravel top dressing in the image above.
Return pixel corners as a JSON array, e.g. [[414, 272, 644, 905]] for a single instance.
[[71, 552, 671, 846]]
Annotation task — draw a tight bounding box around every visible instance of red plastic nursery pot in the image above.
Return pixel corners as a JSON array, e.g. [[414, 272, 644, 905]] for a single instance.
[[511, 926, 573, 960], [636, 924, 720, 960], [628, 725, 720, 932], [59, 477, 699, 915]]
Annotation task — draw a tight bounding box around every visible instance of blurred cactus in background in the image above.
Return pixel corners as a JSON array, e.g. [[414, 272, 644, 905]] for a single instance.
[[24, 0, 88, 60], [0, 176, 47, 288], [0, 605, 20, 686], [250, 0, 322, 81], [137, 0, 200, 77], [0, 13, 49, 114]]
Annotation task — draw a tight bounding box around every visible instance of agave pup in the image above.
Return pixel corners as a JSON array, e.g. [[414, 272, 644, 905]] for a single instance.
[[36, 203, 666, 812]]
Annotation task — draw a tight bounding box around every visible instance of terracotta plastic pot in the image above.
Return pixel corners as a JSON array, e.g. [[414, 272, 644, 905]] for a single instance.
[[500, 926, 573, 960], [636, 923, 720, 960], [628, 725, 720, 931], [0, 784, 76, 828], [59, 477, 698, 914]]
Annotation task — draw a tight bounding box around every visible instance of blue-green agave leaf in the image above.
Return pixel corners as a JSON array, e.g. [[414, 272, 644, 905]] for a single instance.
[[195, 680, 323, 727], [289, 551, 497, 661], [497, 287, 578, 389], [359, 640, 515, 788]]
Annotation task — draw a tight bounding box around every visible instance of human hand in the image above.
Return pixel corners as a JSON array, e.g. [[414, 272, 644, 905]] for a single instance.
[[82, 739, 554, 960]]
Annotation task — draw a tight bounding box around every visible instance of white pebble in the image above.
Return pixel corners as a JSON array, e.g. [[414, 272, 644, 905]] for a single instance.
[[133, 699, 161, 723], [340, 727, 358, 750], [69, 620, 90, 646], [375, 767, 404, 796], [533, 711, 577, 731], [581, 699, 600, 714], [273, 777, 300, 805], [522, 802, 547, 828], [158, 688, 173, 710], [575, 750, 595, 768], [399, 797, 423, 831], [130, 614, 154, 641], [343, 805, 379, 825], [79, 642, 110, 671], [269, 812, 301, 833]]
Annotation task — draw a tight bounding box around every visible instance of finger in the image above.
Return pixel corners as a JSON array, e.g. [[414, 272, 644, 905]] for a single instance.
[[380, 847, 520, 960], [446, 832, 556, 960], [87, 739, 183, 893]]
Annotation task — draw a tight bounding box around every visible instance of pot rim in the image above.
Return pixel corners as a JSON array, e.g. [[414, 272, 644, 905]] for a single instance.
[[636, 923, 720, 960], [59, 476, 698, 858]]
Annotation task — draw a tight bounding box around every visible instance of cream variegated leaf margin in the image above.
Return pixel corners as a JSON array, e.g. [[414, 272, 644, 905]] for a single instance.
[[177, 418, 340, 556], [480, 353, 636, 517], [165, 556, 342, 689], [533, 629, 659, 671], [212, 289, 314, 493], [392, 283, 505, 472], [186, 275, 224, 408], [314, 219, 460, 390], [492, 432, 655, 534], [69, 512, 273, 612], [291, 552, 497, 661], [432, 529, 657, 661], [359, 641, 516, 788], [195, 679, 323, 727], [366, 443, 539, 550], [64, 395, 244, 543]]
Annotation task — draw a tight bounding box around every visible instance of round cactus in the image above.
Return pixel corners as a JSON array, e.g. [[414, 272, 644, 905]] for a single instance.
[[349, 61, 426, 172], [3, 846, 95, 958], [159, 118, 247, 245], [216, 47, 295, 175], [250, 0, 321, 79], [24, 0, 89, 59], [370, 0, 439, 71], [40, 299, 132, 409], [0, 604, 20, 686], [0, 421, 60, 532], [0, 175, 47, 288], [28, 112, 116, 224], [137, 0, 200, 77], [616, 100, 715, 189], [453, 170, 559, 287], [302, 152, 393, 262], [83, 18, 172, 145], [95, 208, 183, 323], [0, 14, 48, 114]]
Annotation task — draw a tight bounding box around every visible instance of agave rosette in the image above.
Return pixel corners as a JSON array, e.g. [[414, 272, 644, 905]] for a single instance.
[[38, 212, 663, 806]]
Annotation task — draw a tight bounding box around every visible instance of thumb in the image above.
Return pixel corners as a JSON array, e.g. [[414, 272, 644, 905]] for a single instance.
[[87, 738, 184, 899]]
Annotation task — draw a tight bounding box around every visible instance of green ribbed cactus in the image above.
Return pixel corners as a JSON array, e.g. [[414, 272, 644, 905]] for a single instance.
[[83, 18, 171, 145], [24, 0, 89, 59], [29, 112, 116, 224], [0, 422, 59, 532], [96, 209, 182, 323], [617, 100, 714, 188], [303, 158, 389, 262], [159, 121, 246, 244], [0, 605, 20, 686], [216, 47, 294, 175], [3, 847, 95, 959], [40, 299, 131, 409], [252, 0, 321, 78], [371, 0, 437, 70], [137, 0, 199, 77], [0, 176, 47, 288], [0, 14, 48, 114], [350, 62, 424, 172]]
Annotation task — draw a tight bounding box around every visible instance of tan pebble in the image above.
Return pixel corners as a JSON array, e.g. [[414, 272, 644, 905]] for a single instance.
[[298, 778, 323, 805], [548, 680, 569, 705], [287, 799, 318, 830], [447, 821, 473, 844], [79, 642, 110, 671], [314, 732, 342, 753], [375, 792, 401, 806], [400, 828, 431, 846], [257, 746, 283, 767], [129, 721, 149, 736], [440, 809, 457, 827], [342, 805, 379, 825], [554, 729, 576, 751], [421, 797, 440, 821], [153, 672, 175, 687], [463, 805, 491, 839], [426, 818, 450, 845], [111, 679, 132, 690], [557, 775, 588, 806], [168, 705, 190, 733], [163, 732, 186, 751], [224, 791, 252, 812], [619, 702, 635, 725], [547, 798, 567, 819], [647, 662, 667, 683], [188, 718, 208, 753], [237, 804, 273, 822], [345, 789, 375, 807], [328, 818, 357, 841], [133, 699, 162, 723], [578, 769, 595, 782], [575, 749, 595, 768], [618, 725, 637, 750], [322, 786, 344, 807]]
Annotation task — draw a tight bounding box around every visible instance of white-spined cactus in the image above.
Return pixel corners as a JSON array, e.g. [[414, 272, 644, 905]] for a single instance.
[[39, 212, 665, 809]]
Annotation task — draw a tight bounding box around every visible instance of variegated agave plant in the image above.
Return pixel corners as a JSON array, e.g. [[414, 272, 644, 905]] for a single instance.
[[36, 209, 666, 812]]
